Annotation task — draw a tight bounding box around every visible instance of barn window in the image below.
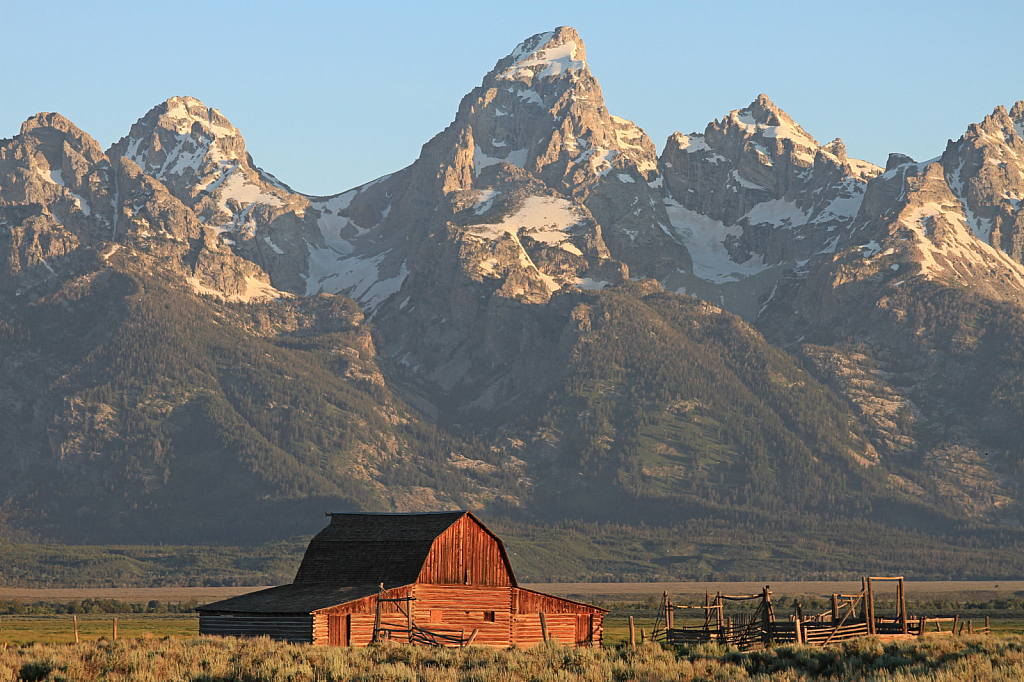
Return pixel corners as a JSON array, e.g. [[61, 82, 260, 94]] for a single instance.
[[430, 610, 444, 622], [484, 611, 496, 622]]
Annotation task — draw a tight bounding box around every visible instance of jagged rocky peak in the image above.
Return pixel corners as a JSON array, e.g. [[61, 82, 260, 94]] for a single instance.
[[459, 26, 660, 197], [662, 94, 881, 225], [107, 95, 264, 205], [763, 98, 1024, 339], [496, 26, 588, 79], [108, 97, 244, 169], [304, 26, 658, 313], [107, 96, 325, 295], [1, 112, 116, 231], [650, 95, 884, 319], [0, 113, 117, 291], [937, 101, 1024, 261], [453, 27, 680, 285]]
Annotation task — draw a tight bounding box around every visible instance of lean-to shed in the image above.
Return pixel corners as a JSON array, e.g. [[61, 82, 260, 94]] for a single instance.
[[198, 511, 606, 647]]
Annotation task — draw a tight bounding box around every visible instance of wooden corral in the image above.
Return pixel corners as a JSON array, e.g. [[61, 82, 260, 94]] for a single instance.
[[198, 511, 605, 648], [653, 577, 987, 651]]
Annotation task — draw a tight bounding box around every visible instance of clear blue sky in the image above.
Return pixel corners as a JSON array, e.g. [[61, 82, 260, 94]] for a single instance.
[[4, 1, 1023, 196]]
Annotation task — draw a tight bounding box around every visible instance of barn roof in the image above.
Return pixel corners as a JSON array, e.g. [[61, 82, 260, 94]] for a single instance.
[[292, 511, 515, 586], [196, 583, 380, 614], [199, 511, 523, 616]]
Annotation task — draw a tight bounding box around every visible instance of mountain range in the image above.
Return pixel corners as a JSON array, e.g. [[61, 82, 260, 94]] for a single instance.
[[2, 27, 1024, 575]]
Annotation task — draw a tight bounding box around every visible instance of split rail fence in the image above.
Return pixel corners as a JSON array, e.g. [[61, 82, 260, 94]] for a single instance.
[[651, 576, 987, 651]]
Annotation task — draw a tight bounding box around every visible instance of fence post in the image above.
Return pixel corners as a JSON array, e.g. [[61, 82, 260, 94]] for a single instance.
[[113, 617, 117, 641], [73, 615, 79, 644], [865, 579, 875, 635], [898, 578, 907, 635], [628, 616, 635, 648], [540, 612, 548, 644]]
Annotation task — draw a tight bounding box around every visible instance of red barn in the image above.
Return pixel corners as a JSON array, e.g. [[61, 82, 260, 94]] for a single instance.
[[198, 511, 606, 647]]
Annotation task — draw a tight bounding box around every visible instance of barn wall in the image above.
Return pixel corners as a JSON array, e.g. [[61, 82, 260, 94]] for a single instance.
[[417, 515, 513, 586], [314, 586, 413, 645], [513, 588, 605, 646], [412, 584, 513, 647], [512, 613, 578, 647], [200, 613, 313, 643]]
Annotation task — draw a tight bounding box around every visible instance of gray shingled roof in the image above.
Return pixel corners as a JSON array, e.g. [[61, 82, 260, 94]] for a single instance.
[[292, 511, 468, 585], [197, 583, 381, 614], [199, 511, 517, 616]]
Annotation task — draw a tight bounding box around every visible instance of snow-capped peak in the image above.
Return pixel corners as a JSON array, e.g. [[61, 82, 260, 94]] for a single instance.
[[159, 96, 239, 139], [498, 26, 587, 81], [111, 96, 249, 185], [728, 94, 818, 150]]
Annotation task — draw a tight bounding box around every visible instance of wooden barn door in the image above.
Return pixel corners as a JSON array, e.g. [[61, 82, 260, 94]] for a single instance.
[[328, 614, 350, 646], [576, 615, 593, 645]]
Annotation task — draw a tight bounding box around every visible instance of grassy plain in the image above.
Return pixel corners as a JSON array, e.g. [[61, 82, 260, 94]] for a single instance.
[[0, 616, 197, 646], [3, 580, 1024, 647]]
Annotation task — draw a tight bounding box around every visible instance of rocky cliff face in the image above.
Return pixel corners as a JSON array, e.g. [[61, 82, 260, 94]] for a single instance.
[[941, 102, 1024, 262], [0, 108, 282, 304], [107, 97, 323, 294], [0, 113, 114, 294], [756, 102, 1024, 525], [654, 95, 881, 317], [300, 28, 687, 417]]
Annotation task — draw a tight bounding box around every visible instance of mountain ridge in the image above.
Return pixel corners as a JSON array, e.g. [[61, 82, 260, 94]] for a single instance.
[[2, 26, 1024, 561]]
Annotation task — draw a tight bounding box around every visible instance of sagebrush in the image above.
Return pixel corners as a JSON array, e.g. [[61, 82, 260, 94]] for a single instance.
[[2, 635, 1024, 681]]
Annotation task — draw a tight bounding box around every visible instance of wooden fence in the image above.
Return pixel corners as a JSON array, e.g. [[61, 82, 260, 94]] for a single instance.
[[652, 577, 985, 652]]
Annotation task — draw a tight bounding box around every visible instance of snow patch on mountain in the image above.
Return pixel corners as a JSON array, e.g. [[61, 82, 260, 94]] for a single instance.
[[466, 196, 584, 253], [33, 166, 91, 215], [665, 199, 768, 283], [743, 199, 808, 227], [474, 146, 528, 177], [304, 248, 408, 309], [501, 36, 585, 81], [473, 189, 501, 215], [217, 170, 282, 211]]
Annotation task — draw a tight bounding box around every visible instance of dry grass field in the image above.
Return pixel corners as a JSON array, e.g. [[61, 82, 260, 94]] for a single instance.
[[2, 634, 1024, 681]]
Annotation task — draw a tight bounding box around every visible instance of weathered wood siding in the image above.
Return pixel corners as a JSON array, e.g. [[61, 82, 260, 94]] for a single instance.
[[513, 588, 604, 646], [511, 613, 578, 647], [412, 585, 513, 647], [313, 586, 413, 645], [315, 611, 407, 647], [200, 613, 313, 642], [417, 515, 513, 586]]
